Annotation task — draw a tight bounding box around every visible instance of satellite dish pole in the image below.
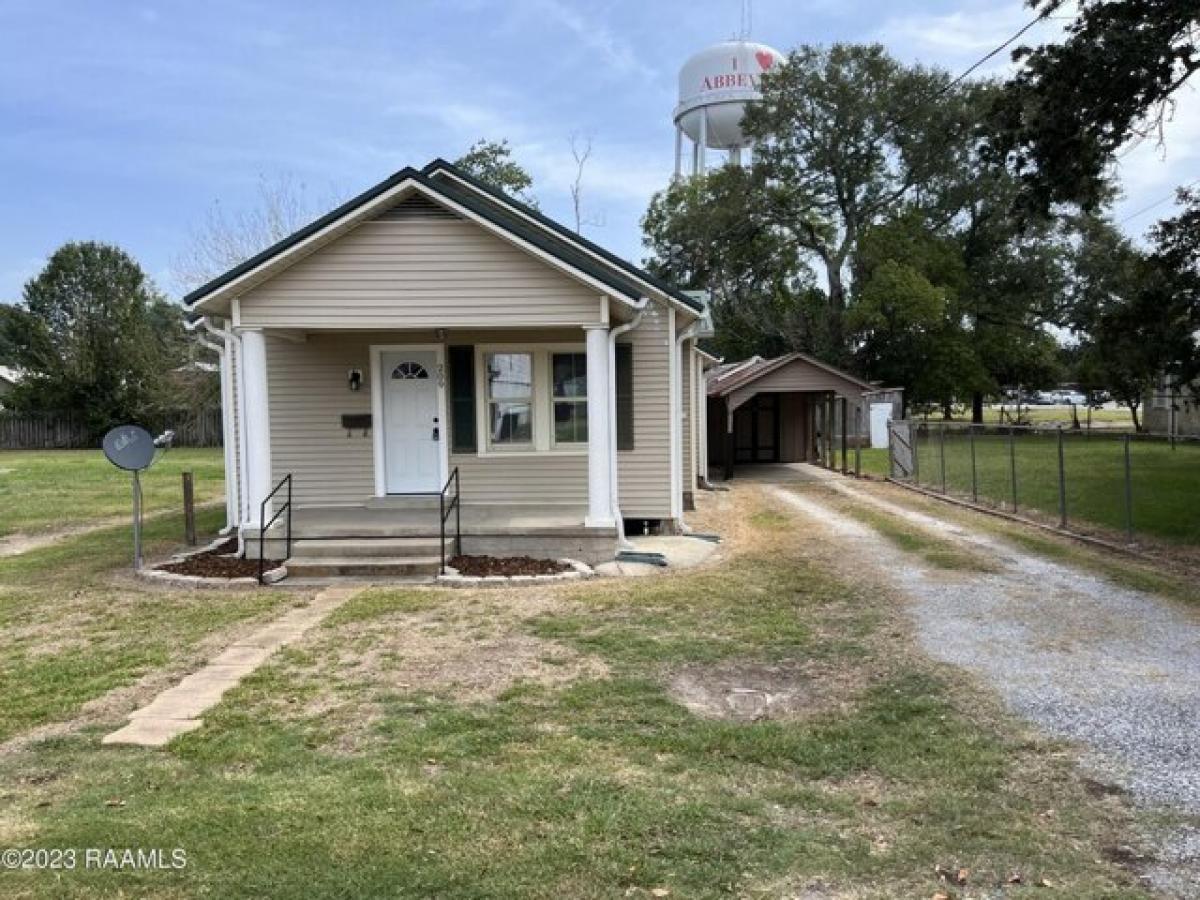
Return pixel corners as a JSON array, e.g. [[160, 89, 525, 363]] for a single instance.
[[102, 425, 175, 569]]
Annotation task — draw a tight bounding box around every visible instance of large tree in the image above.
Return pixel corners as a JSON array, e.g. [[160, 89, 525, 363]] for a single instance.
[[2, 242, 190, 434], [990, 0, 1199, 215], [741, 44, 980, 356], [642, 165, 827, 360]]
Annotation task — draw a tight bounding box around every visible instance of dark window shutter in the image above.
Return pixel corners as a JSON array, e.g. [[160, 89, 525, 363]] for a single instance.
[[616, 342, 634, 451], [448, 345, 476, 453]]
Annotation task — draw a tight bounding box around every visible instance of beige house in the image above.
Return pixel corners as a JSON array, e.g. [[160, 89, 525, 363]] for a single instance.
[[185, 160, 712, 575]]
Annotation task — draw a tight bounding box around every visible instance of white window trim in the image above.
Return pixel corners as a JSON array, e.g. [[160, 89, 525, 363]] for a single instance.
[[473, 343, 588, 457]]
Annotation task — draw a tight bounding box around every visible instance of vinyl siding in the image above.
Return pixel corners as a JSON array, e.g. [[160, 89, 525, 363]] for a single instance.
[[239, 212, 604, 329], [267, 333, 375, 507], [727, 361, 870, 413], [618, 303, 672, 519], [265, 329, 606, 509]]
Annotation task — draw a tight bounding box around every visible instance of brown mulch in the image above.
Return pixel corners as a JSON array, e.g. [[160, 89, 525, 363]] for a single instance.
[[448, 554, 570, 577], [156, 538, 279, 579]]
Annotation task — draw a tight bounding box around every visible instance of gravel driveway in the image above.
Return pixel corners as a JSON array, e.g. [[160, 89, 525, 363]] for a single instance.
[[771, 477, 1200, 897]]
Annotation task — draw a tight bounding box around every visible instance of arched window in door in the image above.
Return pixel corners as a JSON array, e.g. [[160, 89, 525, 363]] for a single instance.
[[391, 361, 429, 380]]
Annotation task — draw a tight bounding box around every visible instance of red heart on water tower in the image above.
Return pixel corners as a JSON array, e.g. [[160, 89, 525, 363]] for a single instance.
[[755, 50, 774, 71]]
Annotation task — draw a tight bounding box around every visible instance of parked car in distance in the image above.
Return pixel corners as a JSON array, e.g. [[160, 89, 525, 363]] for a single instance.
[[1054, 391, 1088, 405]]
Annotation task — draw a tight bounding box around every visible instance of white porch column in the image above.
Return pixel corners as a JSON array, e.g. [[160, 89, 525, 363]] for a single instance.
[[583, 324, 614, 527], [238, 328, 273, 524]]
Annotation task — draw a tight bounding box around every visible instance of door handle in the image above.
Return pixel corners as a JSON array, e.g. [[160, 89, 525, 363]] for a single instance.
[[432, 416, 440, 441]]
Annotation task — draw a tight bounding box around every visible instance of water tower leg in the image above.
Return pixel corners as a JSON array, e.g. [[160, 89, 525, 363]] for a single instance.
[[697, 111, 707, 175], [673, 125, 683, 179]]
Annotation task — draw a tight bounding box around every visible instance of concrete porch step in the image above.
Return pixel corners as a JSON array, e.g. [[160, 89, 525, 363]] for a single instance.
[[284, 555, 443, 578], [289, 537, 444, 558]]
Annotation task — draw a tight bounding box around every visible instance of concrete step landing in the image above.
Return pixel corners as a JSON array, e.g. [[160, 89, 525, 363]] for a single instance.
[[284, 555, 443, 578]]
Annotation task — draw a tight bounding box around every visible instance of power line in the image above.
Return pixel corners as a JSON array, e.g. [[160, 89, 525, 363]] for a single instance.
[[1118, 177, 1200, 224]]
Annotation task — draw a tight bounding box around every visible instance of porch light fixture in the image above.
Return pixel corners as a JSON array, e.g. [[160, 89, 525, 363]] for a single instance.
[[348, 368, 363, 392], [435, 328, 447, 341]]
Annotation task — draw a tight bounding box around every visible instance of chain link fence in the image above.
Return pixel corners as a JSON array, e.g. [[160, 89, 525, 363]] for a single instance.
[[886, 421, 1200, 546]]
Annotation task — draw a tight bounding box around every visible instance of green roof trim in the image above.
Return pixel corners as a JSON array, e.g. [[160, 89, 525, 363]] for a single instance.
[[183, 159, 698, 312]]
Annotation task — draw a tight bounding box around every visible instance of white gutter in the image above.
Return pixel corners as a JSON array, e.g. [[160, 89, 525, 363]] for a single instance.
[[608, 298, 648, 549], [184, 317, 237, 535], [697, 355, 724, 490], [672, 317, 704, 530]]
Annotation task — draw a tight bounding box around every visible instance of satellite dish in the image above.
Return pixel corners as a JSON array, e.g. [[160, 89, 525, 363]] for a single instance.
[[102, 425, 156, 471]]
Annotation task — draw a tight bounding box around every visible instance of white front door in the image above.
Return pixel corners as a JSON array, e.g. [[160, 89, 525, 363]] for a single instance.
[[381, 349, 443, 493]]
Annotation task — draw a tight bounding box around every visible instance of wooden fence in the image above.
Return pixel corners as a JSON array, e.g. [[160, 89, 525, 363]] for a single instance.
[[0, 409, 223, 450]]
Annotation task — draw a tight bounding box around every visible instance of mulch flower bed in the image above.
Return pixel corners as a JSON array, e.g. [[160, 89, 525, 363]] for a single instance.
[[448, 554, 570, 577], [157, 538, 280, 579]]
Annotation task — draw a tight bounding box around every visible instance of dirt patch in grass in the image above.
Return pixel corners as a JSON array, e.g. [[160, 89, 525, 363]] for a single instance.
[[338, 627, 607, 704], [449, 554, 570, 577], [669, 658, 865, 723]]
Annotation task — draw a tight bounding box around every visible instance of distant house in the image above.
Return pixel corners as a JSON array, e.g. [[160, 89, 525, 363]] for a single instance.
[[705, 353, 902, 479], [183, 159, 712, 574], [0, 366, 20, 406]]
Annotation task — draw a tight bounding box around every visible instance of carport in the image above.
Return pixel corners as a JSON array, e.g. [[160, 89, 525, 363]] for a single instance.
[[705, 353, 900, 479]]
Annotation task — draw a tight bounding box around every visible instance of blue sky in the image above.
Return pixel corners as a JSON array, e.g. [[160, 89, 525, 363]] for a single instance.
[[1, 0, 1196, 301]]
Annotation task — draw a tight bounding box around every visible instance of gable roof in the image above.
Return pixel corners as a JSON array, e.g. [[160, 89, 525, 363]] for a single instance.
[[183, 160, 702, 317], [422, 159, 704, 314], [707, 352, 880, 398]]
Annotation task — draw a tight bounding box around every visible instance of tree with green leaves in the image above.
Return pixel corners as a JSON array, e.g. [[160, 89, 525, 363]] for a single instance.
[[1, 242, 191, 435], [849, 213, 991, 416], [454, 139, 537, 207], [741, 44, 980, 356], [642, 165, 826, 360], [989, 0, 1198, 216]]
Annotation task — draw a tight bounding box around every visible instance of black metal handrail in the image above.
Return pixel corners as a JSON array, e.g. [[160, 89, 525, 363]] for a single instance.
[[258, 473, 293, 584], [439, 467, 461, 575]]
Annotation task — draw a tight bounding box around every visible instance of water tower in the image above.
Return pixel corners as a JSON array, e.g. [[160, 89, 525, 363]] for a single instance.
[[673, 39, 785, 178]]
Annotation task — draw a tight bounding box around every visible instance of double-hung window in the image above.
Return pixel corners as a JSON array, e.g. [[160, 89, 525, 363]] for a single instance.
[[551, 352, 587, 445], [485, 352, 533, 447]]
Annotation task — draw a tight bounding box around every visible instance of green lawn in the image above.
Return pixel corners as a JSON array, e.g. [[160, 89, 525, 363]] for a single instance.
[[0, 491, 1152, 898], [0, 448, 225, 536], [0, 506, 291, 743], [854, 433, 1199, 545]]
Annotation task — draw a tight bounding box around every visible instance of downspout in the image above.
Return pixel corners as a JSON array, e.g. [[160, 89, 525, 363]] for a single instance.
[[698, 356, 723, 489], [184, 316, 237, 535], [608, 298, 648, 550], [673, 319, 703, 531]]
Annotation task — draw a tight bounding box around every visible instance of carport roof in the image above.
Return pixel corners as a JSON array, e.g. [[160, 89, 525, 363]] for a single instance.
[[707, 352, 881, 398]]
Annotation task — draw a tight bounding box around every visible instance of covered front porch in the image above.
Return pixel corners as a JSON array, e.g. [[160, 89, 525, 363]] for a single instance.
[[233, 324, 631, 568]]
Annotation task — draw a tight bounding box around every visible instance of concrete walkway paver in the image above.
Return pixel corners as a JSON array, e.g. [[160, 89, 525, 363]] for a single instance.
[[103, 585, 362, 747]]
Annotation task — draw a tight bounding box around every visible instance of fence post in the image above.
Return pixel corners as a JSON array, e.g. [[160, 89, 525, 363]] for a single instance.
[[854, 404, 862, 477], [182, 471, 196, 546], [1123, 433, 1134, 543], [969, 426, 978, 503], [840, 396, 848, 475], [939, 424, 947, 493], [913, 424, 922, 485], [1056, 426, 1067, 528], [1009, 426, 1018, 513]]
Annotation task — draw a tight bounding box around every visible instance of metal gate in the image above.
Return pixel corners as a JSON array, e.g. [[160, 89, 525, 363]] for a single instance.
[[887, 420, 914, 479]]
